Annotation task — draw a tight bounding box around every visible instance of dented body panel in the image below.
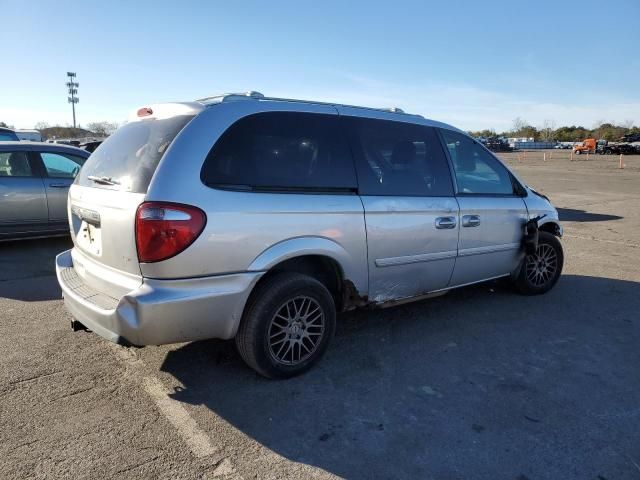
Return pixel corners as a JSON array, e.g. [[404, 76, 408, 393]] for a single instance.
[[362, 196, 459, 303]]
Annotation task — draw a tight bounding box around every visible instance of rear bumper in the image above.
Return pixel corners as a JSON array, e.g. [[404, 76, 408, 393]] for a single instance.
[[55, 249, 263, 346]]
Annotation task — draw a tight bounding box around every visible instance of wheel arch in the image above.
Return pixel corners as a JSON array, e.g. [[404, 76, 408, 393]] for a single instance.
[[247, 237, 368, 312], [539, 220, 563, 237]]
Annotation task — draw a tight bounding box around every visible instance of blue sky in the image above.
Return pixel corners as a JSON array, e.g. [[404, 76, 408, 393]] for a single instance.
[[1, 0, 639, 131]]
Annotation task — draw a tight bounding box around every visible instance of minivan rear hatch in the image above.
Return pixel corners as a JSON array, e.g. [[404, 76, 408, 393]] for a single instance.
[[69, 104, 198, 292]]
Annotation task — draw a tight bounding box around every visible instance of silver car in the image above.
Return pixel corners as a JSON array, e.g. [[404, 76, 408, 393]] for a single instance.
[[56, 92, 563, 378], [0, 142, 89, 240]]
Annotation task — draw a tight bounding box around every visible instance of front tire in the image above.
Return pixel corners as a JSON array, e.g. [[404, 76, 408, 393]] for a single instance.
[[515, 231, 564, 295], [235, 272, 336, 379]]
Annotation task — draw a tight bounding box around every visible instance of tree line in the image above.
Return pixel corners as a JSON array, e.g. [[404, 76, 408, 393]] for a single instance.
[[4, 118, 639, 143], [469, 118, 640, 142], [35, 121, 119, 139], [0, 121, 118, 140]]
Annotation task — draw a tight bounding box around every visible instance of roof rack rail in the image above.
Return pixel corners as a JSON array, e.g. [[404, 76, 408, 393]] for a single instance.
[[383, 107, 405, 113], [196, 91, 418, 117], [196, 91, 264, 104]]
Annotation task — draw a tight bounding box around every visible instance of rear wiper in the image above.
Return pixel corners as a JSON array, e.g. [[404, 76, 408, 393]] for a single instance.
[[87, 175, 120, 185]]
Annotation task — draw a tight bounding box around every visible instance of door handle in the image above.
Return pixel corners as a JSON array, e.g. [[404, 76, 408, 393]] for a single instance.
[[49, 183, 70, 188], [435, 216, 457, 229], [462, 215, 481, 227]]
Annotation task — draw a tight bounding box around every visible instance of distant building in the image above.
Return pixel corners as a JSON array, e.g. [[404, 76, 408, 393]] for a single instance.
[[505, 137, 558, 150], [507, 137, 534, 145]]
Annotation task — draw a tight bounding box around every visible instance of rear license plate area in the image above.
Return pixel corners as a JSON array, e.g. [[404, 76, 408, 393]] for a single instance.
[[77, 221, 102, 256], [71, 205, 102, 256]]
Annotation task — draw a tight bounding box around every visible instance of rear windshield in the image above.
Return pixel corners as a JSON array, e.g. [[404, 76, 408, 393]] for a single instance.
[[76, 115, 193, 192]]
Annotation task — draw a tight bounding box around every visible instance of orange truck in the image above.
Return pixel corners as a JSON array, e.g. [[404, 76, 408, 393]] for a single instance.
[[573, 138, 596, 154]]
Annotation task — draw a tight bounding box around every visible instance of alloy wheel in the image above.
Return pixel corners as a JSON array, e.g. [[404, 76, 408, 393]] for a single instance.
[[525, 243, 558, 287], [267, 296, 325, 366]]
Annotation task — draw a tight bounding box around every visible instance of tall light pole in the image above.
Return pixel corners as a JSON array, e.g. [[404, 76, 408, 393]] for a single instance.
[[66, 72, 79, 128]]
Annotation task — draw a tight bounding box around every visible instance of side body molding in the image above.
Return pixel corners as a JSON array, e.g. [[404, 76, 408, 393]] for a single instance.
[[247, 236, 368, 297]]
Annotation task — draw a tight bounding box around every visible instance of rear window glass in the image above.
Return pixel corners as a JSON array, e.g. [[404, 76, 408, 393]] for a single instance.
[[201, 112, 357, 192], [76, 115, 193, 192], [0, 151, 34, 177]]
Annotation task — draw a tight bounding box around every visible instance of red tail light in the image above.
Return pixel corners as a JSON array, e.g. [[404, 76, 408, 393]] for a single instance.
[[135, 202, 206, 263]]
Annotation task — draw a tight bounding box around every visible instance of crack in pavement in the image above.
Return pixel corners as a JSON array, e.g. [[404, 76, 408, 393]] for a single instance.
[[52, 385, 97, 402], [113, 454, 161, 475], [6, 370, 63, 387]]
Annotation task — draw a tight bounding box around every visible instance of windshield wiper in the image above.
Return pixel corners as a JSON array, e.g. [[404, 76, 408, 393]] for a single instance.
[[87, 175, 120, 185]]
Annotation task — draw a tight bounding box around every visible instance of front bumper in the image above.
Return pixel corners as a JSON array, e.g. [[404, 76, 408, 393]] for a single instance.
[[55, 249, 263, 346]]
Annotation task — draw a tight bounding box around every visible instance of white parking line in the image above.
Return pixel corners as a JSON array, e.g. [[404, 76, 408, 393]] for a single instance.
[[142, 375, 217, 457], [107, 343, 218, 458]]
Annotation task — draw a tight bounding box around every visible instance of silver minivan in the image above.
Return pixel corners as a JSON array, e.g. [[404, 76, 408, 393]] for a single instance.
[[56, 92, 563, 378]]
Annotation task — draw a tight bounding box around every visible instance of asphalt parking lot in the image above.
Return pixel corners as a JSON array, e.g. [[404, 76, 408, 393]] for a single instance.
[[1, 154, 639, 480]]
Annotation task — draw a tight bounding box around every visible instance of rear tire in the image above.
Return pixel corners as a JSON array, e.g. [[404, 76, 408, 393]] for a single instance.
[[235, 272, 336, 379], [515, 231, 564, 295]]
